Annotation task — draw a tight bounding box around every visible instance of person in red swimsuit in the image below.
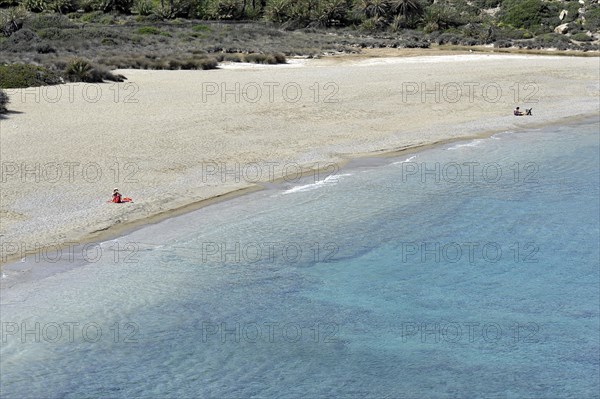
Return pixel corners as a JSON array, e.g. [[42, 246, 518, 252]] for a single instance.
[[112, 188, 122, 203]]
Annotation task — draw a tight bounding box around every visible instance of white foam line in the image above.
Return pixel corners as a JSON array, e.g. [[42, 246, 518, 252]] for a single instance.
[[392, 155, 417, 165], [282, 173, 352, 194], [447, 139, 484, 150]]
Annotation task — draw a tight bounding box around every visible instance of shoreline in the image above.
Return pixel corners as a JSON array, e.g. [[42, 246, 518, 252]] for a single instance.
[[1, 111, 597, 269], [1, 53, 598, 269]]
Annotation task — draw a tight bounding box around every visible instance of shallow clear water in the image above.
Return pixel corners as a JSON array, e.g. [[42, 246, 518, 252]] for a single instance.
[[1, 118, 599, 398]]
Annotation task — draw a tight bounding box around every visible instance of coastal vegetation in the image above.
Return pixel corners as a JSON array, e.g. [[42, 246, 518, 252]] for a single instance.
[[0, 0, 598, 105], [0, 88, 8, 113]]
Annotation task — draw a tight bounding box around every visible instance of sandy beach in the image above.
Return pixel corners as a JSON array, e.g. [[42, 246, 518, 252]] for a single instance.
[[1, 52, 598, 264]]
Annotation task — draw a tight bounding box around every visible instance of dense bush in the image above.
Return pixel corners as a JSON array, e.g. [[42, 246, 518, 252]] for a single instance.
[[0, 89, 8, 113], [21, 0, 50, 13], [499, 0, 559, 34], [570, 32, 593, 42], [8, 27, 39, 43], [470, 0, 501, 8], [244, 52, 286, 64], [77, 0, 133, 13], [1, 7, 27, 37], [214, 52, 244, 62], [35, 26, 72, 39], [137, 25, 162, 34], [0, 63, 61, 88], [560, 1, 581, 24], [493, 25, 532, 41], [583, 5, 600, 32], [422, 3, 464, 31], [132, 0, 154, 16], [20, 0, 77, 13], [105, 0, 134, 14], [0, 0, 20, 6], [63, 58, 126, 82], [23, 12, 76, 30], [48, 0, 78, 13], [35, 42, 56, 52], [533, 32, 573, 50]]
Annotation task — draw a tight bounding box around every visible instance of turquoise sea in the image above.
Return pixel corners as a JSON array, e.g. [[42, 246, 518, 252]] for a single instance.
[[1, 118, 599, 398]]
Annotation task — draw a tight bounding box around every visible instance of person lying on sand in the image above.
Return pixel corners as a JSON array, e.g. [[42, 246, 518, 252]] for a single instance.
[[110, 189, 133, 203]]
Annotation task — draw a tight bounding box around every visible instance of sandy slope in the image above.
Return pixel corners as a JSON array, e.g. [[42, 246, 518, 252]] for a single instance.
[[1, 53, 598, 262]]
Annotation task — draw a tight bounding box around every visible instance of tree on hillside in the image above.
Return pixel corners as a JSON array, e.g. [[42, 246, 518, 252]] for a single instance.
[[355, 0, 389, 19], [390, 0, 423, 20]]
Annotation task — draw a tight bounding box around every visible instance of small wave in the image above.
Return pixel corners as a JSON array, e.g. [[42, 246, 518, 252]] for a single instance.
[[447, 140, 484, 150], [392, 155, 416, 165], [282, 173, 351, 194], [491, 131, 518, 140]]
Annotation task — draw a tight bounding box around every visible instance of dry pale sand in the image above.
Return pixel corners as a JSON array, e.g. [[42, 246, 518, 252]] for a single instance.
[[1, 53, 599, 263]]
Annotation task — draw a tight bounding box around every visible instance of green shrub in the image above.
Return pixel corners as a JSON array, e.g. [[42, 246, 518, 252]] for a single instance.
[[435, 32, 461, 45], [584, 5, 600, 32], [499, 0, 559, 34], [0, 63, 61, 88], [273, 52, 286, 63], [137, 25, 162, 34], [215, 52, 243, 62], [21, 0, 50, 13], [244, 53, 285, 64], [570, 32, 593, 42], [0, 0, 20, 6], [167, 58, 217, 70], [0, 89, 8, 113], [403, 39, 429, 48], [264, 0, 293, 23], [79, 11, 104, 22], [314, 0, 351, 28], [493, 39, 513, 48], [493, 25, 531, 41], [64, 58, 95, 82], [48, 0, 78, 13], [535, 32, 571, 44], [132, 0, 154, 16], [192, 24, 211, 31], [423, 3, 464, 30], [471, 0, 501, 8], [359, 16, 386, 31], [77, 0, 133, 13], [24, 13, 76, 30], [1, 7, 27, 37], [533, 32, 572, 49], [64, 58, 126, 82], [151, 0, 196, 19], [8, 27, 39, 43], [108, 0, 134, 14], [36, 42, 56, 52], [205, 0, 243, 20], [197, 57, 218, 70], [37, 27, 73, 40], [560, 2, 581, 24]]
